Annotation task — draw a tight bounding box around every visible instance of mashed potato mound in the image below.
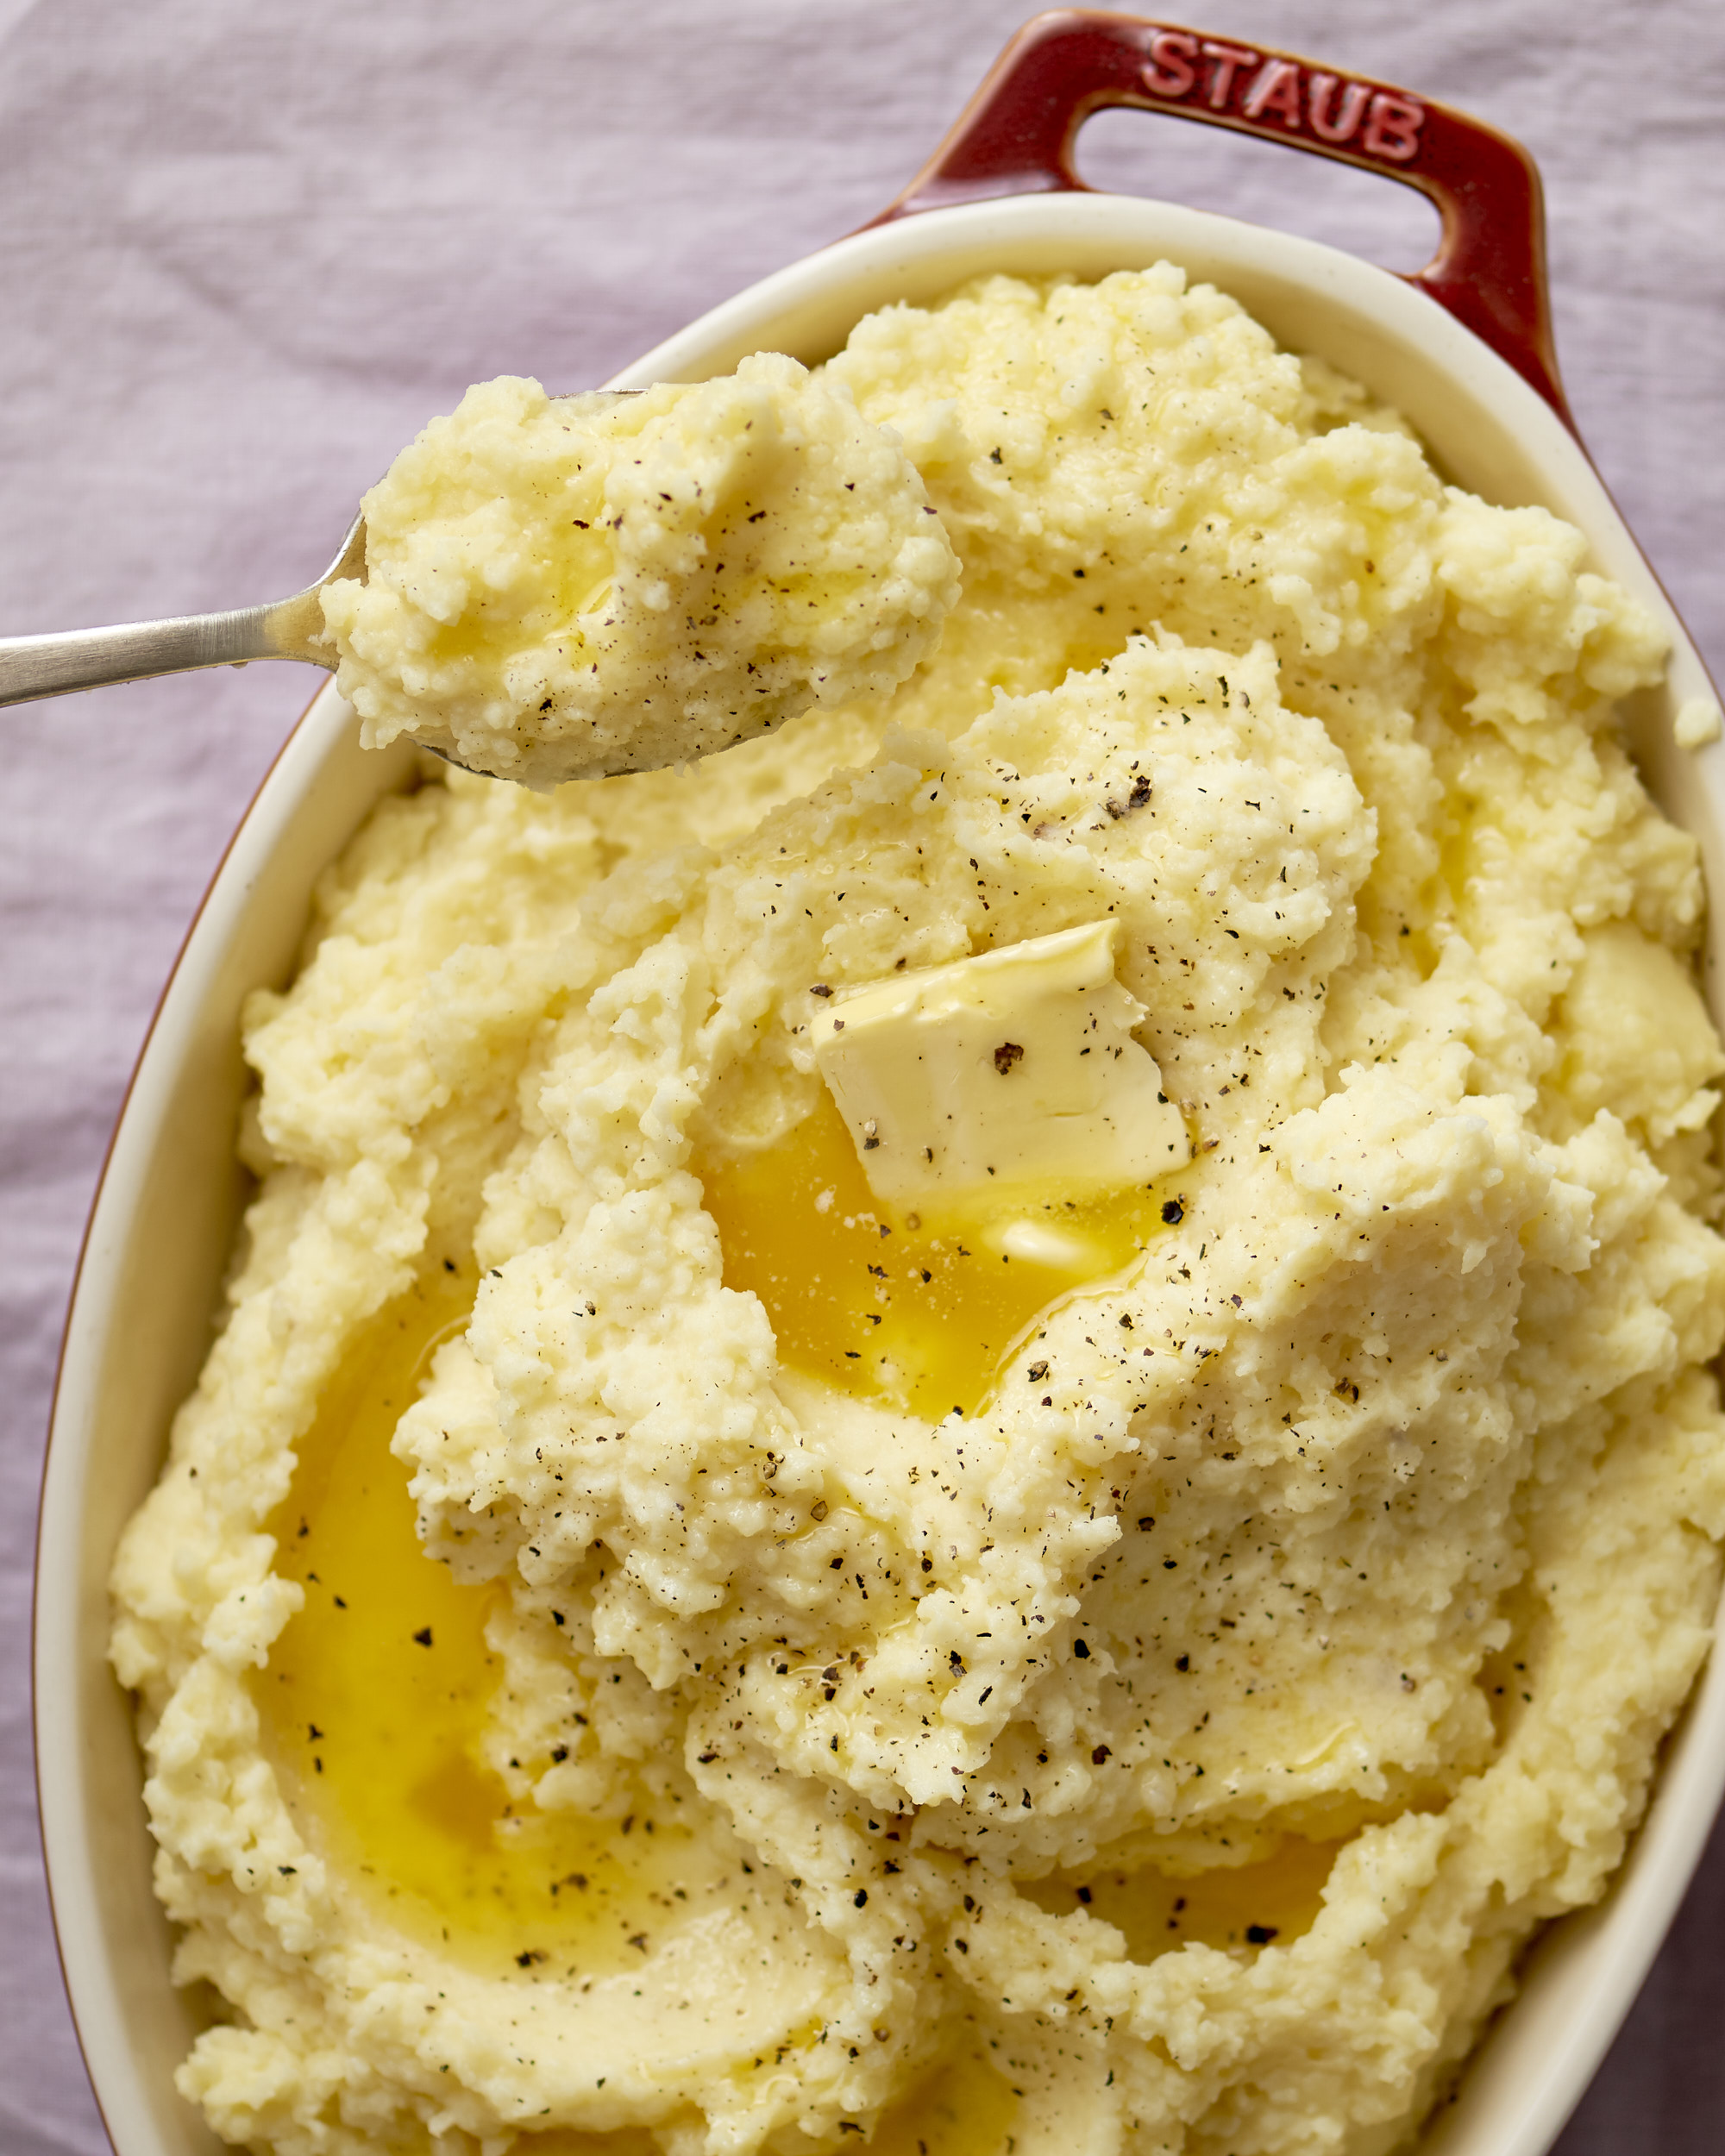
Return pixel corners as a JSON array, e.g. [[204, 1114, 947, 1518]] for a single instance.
[[114, 266, 1725, 2156], [319, 357, 959, 787]]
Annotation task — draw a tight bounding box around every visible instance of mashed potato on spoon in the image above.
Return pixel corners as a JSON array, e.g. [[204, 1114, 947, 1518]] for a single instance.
[[319, 355, 960, 787], [112, 264, 1725, 2156]]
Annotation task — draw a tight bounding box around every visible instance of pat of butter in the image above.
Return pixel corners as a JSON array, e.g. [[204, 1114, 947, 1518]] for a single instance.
[[811, 921, 1189, 1210]]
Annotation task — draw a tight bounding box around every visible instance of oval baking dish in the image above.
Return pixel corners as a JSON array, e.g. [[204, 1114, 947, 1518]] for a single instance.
[[36, 15, 1725, 2156]]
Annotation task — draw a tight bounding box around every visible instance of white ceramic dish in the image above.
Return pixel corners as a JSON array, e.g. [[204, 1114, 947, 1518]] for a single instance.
[[37, 18, 1725, 2156]]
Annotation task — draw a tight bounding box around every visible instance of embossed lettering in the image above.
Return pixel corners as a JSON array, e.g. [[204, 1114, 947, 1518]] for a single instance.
[[1199, 40, 1259, 110], [1141, 28, 1198, 98], [1363, 91, 1425, 162], [1308, 72, 1369, 144], [1240, 56, 1303, 128], [1136, 37, 1425, 168]]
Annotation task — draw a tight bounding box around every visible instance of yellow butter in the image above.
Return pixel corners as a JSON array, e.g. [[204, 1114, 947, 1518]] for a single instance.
[[811, 919, 1189, 1211]]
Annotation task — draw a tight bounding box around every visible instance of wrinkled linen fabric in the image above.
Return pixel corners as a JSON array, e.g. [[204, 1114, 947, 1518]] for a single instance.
[[0, 3, 1721, 2152]]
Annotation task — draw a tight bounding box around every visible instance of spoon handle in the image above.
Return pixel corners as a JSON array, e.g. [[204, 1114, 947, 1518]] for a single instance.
[[0, 585, 334, 708]]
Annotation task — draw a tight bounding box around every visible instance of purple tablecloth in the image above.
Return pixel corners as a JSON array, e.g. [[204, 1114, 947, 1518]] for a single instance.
[[3, 2, 1721, 2147]]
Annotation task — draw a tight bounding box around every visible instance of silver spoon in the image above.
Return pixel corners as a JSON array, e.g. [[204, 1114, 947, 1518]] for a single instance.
[[0, 390, 640, 723], [0, 513, 363, 711]]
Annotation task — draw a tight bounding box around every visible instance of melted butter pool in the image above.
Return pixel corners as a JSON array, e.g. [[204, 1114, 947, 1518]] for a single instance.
[[869, 2040, 1020, 2156], [248, 1103, 1200, 2148], [697, 1089, 1170, 1421], [1023, 1835, 1346, 1959], [254, 1262, 735, 1981]]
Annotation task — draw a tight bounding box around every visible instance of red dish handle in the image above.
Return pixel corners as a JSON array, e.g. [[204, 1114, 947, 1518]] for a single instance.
[[873, 10, 1572, 429]]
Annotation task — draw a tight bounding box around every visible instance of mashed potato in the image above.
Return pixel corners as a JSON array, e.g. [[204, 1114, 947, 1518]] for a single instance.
[[320, 357, 959, 787], [112, 265, 1725, 2156]]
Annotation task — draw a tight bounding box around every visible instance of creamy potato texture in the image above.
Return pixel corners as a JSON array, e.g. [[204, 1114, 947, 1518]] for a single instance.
[[112, 266, 1725, 2156], [319, 359, 958, 787]]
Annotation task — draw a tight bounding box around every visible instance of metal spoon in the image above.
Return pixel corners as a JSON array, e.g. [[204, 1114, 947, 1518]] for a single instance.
[[0, 513, 363, 711], [0, 390, 641, 724]]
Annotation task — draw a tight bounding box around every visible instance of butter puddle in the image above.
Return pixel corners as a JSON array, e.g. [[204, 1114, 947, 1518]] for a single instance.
[[1022, 1835, 1346, 1959], [511, 2137, 661, 2156], [254, 1261, 732, 1982], [869, 2039, 1020, 2156], [697, 1088, 1169, 1421]]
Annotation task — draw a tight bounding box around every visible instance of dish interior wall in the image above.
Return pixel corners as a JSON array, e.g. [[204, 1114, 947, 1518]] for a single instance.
[[45, 718, 421, 2156]]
